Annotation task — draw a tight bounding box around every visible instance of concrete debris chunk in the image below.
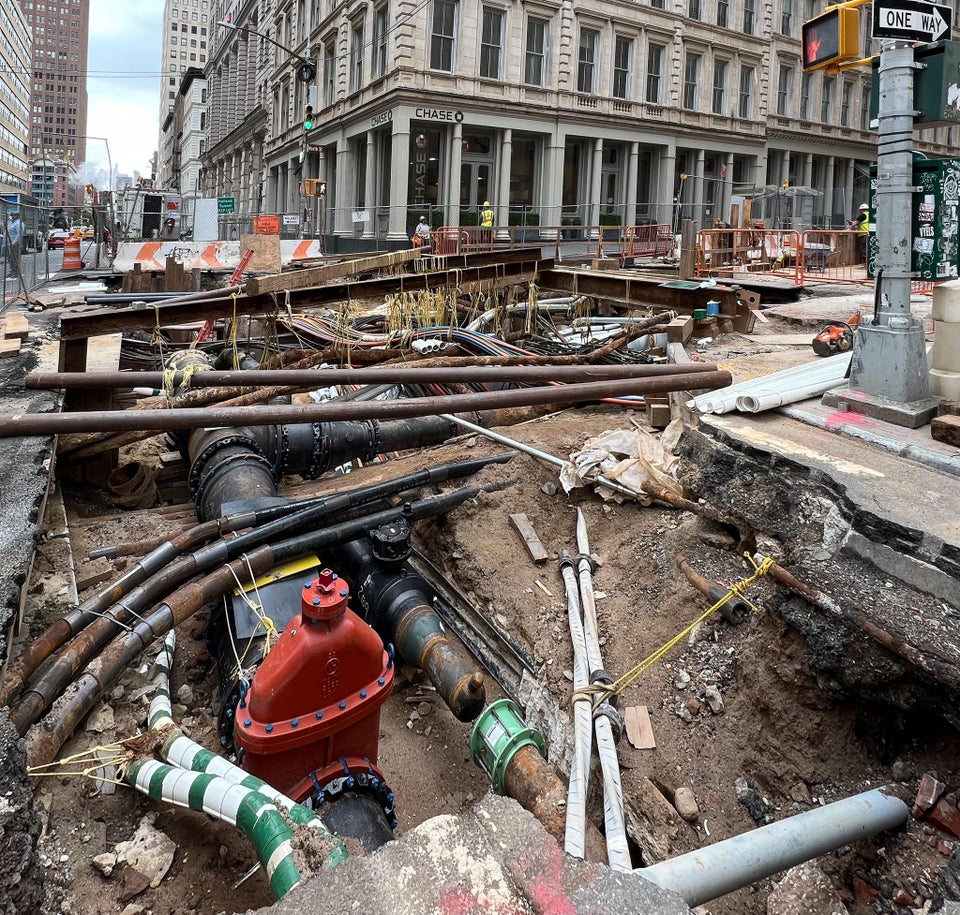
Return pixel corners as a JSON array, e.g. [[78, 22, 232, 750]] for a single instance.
[[114, 815, 176, 888], [704, 684, 725, 714], [915, 772, 947, 814], [673, 786, 699, 822], [91, 853, 117, 877], [84, 703, 115, 734], [766, 860, 850, 915]]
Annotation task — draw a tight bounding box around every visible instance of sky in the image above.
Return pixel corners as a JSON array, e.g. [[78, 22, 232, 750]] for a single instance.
[[85, 1, 164, 179]]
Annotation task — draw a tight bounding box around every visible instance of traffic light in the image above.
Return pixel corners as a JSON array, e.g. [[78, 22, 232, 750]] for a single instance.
[[303, 104, 314, 131], [802, 6, 860, 73]]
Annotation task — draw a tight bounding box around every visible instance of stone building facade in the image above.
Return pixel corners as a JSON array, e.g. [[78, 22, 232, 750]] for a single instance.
[[200, 0, 960, 247]]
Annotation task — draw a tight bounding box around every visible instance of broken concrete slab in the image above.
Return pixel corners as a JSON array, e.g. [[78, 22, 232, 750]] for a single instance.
[[255, 794, 692, 915]]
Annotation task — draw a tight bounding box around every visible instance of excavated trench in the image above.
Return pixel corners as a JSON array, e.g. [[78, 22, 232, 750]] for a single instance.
[[2, 391, 960, 914]]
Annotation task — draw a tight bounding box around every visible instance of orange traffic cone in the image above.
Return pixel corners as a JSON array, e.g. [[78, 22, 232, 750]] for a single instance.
[[62, 234, 83, 271]]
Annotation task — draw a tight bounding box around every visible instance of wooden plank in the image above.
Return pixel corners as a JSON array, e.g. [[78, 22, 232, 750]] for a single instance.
[[666, 315, 692, 343], [0, 338, 20, 358], [509, 513, 549, 564], [624, 705, 656, 749], [932, 414, 960, 447], [246, 248, 422, 296], [3, 312, 29, 340]]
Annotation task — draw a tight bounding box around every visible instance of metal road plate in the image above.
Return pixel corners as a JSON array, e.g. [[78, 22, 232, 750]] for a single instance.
[[872, 0, 952, 41]]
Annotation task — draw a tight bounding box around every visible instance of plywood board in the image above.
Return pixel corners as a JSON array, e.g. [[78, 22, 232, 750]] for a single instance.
[[239, 233, 282, 274]]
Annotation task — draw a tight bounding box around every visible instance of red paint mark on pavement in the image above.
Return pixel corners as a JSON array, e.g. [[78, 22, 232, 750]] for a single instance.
[[516, 845, 579, 915], [438, 887, 526, 915]]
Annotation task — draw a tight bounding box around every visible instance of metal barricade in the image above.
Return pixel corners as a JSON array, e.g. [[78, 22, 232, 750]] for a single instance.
[[799, 230, 869, 285], [696, 227, 802, 285], [621, 224, 674, 264]]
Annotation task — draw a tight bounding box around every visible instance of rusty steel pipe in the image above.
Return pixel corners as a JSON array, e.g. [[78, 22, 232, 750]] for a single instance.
[[503, 743, 608, 864], [0, 373, 732, 438], [676, 556, 751, 625], [27, 362, 723, 390]]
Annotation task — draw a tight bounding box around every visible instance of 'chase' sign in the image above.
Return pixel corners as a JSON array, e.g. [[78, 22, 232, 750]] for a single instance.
[[415, 108, 464, 123], [371, 109, 393, 127]]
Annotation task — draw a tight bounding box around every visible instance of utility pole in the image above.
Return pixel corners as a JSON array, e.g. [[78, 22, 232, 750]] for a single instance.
[[824, 38, 939, 427]]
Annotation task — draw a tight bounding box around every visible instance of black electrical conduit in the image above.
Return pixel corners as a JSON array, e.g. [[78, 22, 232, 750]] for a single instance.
[[26, 487, 488, 768], [7, 455, 511, 731]]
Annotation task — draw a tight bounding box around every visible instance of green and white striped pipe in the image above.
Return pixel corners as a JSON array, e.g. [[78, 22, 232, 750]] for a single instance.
[[140, 631, 348, 882], [127, 758, 302, 899]]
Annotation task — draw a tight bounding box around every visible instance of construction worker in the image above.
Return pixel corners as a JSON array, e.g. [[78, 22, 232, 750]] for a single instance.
[[412, 216, 432, 252], [6, 211, 21, 275], [480, 200, 494, 246], [851, 203, 869, 263]]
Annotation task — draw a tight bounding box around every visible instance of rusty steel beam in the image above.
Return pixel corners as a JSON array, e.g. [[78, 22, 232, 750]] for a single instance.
[[0, 372, 731, 437], [539, 268, 740, 314], [59, 252, 551, 341], [28, 362, 723, 391]]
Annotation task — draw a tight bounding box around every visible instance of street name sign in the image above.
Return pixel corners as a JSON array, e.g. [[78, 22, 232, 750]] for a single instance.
[[873, 0, 952, 41], [217, 196, 236, 214]]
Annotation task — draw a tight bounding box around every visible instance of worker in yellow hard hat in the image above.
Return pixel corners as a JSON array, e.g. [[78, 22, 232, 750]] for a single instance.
[[480, 200, 494, 247]]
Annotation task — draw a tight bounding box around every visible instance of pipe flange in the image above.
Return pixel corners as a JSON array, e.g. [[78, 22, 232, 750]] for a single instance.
[[188, 434, 265, 498], [361, 420, 379, 462], [194, 451, 277, 512], [275, 424, 290, 477], [305, 422, 325, 480], [309, 759, 397, 830]]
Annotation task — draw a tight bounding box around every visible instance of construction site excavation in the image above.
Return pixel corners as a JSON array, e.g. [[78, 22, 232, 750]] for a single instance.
[[1, 244, 959, 915]]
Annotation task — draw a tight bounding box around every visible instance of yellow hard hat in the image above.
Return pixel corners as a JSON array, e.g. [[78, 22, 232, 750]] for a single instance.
[[483, 201, 490, 207]]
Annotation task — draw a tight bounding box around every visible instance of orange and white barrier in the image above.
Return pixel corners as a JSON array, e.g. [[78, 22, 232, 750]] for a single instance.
[[112, 239, 322, 273], [62, 234, 83, 271]]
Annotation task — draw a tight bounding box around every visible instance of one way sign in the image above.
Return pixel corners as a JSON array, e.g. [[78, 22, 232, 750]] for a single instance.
[[873, 0, 953, 42]]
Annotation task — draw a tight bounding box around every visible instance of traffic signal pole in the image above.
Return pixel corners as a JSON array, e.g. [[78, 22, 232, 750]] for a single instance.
[[824, 39, 939, 427]]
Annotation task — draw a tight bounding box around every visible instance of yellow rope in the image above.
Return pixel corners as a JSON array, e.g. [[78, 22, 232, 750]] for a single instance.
[[27, 737, 140, 784], [572, 554, 774, 708]]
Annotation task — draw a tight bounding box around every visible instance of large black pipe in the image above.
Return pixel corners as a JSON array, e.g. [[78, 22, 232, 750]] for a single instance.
[[334, 524, 486, 722]]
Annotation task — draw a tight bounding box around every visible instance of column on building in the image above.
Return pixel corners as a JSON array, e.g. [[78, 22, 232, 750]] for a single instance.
[[542, 132, 565, 238], [362, 130, 377, 239], [496, 128, 512, 237], [782, 149, 792, 186], [388, 112, 411, 240], [722, 151, 734, 223], [657, 141, 676, 228], [446, 122, 463, 227], [824, 155, 836, 226], [693, 148, 705, 226], [335, 130, 352, 234], [802, 152, 813, 190], [625, 142, 639, 229], [589, 137, 603, 236], [266, 165, 278, 213]]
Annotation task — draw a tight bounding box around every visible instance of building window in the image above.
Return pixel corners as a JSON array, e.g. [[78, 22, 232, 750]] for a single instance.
[[430, 0, 458, 72], [737, 67, 756, 119], [712, 59, 727, 115], [373, 5, 388, 79], [800, 73, 811, 119], [743, 0, 755, 34], [820, 75, 833, 122], [524, 16, 547, 86], [776, 63, 792, 116], [351, 22, 364, 91], [646, 42, 664, 104], [480, 7, 503, 80], [688, 0, 701, 19], [613, 36, 632, 99], [683, 51, 700, 110], [650, 0, 665, 8], [577, 28, 598, 93], [860, 86, 871, 130], [781, 0, 794, 36], [717, 0, 729, 28], [324, 41, 335, 105], [840, 79, 852, 126]]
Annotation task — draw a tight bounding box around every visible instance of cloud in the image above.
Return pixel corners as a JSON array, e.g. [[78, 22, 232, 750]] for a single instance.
[[85, 1, 164, 176]]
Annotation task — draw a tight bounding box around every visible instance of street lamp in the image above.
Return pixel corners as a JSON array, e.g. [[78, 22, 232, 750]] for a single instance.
[[79, 135, 116, 257], [217, 19, 316, 82]]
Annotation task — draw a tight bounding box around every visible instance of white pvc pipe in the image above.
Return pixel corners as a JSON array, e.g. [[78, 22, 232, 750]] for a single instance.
[[559, 556, 593, 859], [689, 354, 851, 414], [638, 788, 909, 907], [575, 509, 630, 872]]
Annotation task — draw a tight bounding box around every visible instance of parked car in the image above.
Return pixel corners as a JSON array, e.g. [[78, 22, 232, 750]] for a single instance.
[[46, 229, 71, 249]]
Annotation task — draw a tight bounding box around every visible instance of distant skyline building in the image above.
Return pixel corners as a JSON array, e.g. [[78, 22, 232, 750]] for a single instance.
[[156, 0, 210, 185], [0, 0, 33, 193], [21, 0, 90, 171]]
